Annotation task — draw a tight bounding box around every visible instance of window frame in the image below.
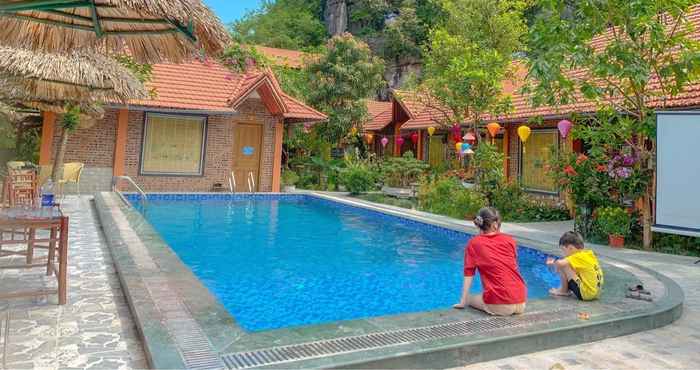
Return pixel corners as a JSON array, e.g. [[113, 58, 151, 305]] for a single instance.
[[518, 128, 560, 195], [139, 112, 208, 177]]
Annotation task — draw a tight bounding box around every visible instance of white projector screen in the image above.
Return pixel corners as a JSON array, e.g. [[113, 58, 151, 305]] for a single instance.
[[654, 111, 700, 237]]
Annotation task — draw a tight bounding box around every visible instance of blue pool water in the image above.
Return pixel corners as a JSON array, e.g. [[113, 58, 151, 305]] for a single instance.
[[132, 195, 560, 332]]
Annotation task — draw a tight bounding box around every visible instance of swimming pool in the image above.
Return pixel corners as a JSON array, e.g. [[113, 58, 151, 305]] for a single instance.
[[131, 194, 560, 332]]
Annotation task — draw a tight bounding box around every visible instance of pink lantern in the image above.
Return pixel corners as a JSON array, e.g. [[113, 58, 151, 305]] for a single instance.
[[463, 132, 476, 143], [410, 132, 419, 144], [381, 136, 389, 148], [558, 119, 573, 139], [396, 136, 405, 147]]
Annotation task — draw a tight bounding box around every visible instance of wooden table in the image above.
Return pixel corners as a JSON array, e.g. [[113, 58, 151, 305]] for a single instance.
[[0, 207, 68, 305]]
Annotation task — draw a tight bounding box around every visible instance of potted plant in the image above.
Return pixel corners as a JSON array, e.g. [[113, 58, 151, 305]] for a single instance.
[[281, 170, 300, 192], [596, 206, 631, 248]]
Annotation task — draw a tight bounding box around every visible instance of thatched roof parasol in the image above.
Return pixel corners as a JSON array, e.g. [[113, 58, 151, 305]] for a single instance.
[[0, 46, 148, 108], [0, 0, 230, 63]]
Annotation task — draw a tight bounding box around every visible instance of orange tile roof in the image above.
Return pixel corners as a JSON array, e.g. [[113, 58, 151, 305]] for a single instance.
[[363, 101, 393, 131], [494, 5, 700, 122], [255, 45, 311, 68], [129, 60, 325, 122], [394, 90, 454, 130]]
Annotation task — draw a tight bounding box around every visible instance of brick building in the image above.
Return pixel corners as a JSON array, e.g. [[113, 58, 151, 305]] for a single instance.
[[38, 60, 326, 193]]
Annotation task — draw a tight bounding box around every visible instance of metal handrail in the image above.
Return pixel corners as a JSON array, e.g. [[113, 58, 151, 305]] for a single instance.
[[229, 172, 237, 193], [112, 176, 148, 205], [247, 172, 255, 192]]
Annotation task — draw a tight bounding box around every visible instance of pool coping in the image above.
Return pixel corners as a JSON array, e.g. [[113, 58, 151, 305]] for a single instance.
[[94, 191, 684, 369]]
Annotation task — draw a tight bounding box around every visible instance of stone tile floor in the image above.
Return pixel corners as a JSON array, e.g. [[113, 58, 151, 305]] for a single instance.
[[0, 196, 146, 369], [458, 221, 700, 370]]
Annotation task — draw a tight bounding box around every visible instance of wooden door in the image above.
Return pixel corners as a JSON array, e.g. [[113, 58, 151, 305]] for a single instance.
[[232, 123, 263, 192]]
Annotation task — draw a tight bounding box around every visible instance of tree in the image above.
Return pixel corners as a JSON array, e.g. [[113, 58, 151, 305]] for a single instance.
[[526, 0, 700, 248], [231, 0, 327, 50], [420, 0, 527, 141], [305, 34, 385, 144]]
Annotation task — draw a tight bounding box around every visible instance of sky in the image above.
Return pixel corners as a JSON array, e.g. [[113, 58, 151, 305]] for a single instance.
[[203, 0, 265, 24]]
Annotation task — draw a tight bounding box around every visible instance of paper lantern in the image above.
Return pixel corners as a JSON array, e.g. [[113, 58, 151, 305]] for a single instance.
[[427, 126, 436, 136], [455, 142, 463, 151], [487, 122, 502, 138], [451, 124, 461, 141], [518, 125, 531, 153], [381, 136, 389, 148], [350, 126, 358, 136], [396, 136, 405, 147], [464, 148, 475, 155], [461, 142, 471, 151], [365, 133, 374, 144], [463, 132, 476, 143], [410, 132, 419, 144], [558, 119, 573, 139], [517, 125, 531, 143]]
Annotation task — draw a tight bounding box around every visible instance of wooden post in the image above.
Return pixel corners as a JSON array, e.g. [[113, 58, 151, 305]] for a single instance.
[[39, 111, 56, 166], [503, 126, 510, 180], [393, 124, 401, 156], [417, 130, 424, 160], [113, 108, 129, 177], [271, 119, 284, 192]]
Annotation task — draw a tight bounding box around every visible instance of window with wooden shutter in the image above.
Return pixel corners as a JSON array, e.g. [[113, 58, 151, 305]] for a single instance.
[[140, 113, 206, 175], [519, 130, 558, 193]]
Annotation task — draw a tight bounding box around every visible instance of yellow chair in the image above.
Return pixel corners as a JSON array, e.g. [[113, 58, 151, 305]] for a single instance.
[[57, 163, 84, 198]]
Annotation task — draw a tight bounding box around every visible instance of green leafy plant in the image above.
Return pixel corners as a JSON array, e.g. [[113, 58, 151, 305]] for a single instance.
[[472, 143, 505, 202], [596, 206, 632, 237], [527, 0, 700, 248], [490, 182, 569, 222], [305, 34, 385, 144], [380, 151, 430, 187], [418, 176, 486, 219], [338, 157, 378, 195], [281, 170, 300, 186]]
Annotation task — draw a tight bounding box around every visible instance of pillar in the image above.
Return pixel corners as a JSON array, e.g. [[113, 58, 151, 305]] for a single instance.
[[39, 111, 56, 165], [503, 125, 510, 180], [113, 108, 129, 176], [271, 119, 284, 192]]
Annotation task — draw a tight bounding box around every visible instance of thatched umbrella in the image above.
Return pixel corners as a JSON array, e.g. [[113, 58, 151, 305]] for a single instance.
[[0, 0, 230, 63], [0, 46, 148, 182]]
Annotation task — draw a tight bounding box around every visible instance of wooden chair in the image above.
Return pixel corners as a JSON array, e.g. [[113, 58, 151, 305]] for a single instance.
[[5, 168, 37, 207], [57, 163, 84, 198]]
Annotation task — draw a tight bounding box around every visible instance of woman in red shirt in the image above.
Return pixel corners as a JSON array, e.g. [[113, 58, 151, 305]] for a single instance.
[[453, 207, 527, 315]]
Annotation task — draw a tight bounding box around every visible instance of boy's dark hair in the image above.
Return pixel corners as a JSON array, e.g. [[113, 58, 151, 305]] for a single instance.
[[474, 207, 501, 232], [559, 231, 585, 249]]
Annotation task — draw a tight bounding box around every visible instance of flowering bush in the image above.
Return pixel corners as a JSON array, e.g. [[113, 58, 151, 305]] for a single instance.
[[596, 206, 632, 237], [551, 151, 613, 209]]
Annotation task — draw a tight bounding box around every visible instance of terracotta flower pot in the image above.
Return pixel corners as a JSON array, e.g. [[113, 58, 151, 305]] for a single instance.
[[608, 234, 625, 248]]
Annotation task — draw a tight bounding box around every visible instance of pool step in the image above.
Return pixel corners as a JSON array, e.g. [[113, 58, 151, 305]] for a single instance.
[[221, 308, 576, 369]]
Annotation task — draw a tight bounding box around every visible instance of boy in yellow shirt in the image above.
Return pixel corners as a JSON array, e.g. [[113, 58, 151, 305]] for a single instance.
[[546, 231, 604, 301]]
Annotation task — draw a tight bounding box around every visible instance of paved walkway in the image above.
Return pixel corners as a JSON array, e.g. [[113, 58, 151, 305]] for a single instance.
[[0, 196, 146, 369], [460, 220, 700, 370]]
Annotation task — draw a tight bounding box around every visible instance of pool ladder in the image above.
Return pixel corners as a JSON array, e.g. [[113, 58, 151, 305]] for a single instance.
[[112, 175, 148, 207], [229, 172, 256, 193]]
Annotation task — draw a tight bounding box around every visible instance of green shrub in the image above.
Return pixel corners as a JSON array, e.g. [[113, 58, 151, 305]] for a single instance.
[[380, 151, 429, 187], [473, 143, 505, 201], [339, 161, 377, 195], [595, 206, 632, 236], [491, 182, 570, 222], [418, 176, 486, 219], [281, 170, 300, 186]]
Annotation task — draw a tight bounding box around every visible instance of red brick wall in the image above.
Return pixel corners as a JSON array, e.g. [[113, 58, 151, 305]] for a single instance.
[[52, 109, 117, 167], [59, 98, 280, 192]]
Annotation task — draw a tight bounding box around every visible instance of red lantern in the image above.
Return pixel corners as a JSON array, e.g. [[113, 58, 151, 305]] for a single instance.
[[396, 136, 405, 147], [451, 124, 461, 142], [410, 132, 419, 144]]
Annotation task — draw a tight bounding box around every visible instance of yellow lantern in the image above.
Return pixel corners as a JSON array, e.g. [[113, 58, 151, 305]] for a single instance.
[[350, 126, 358, 136], [517, 125, 531, 153], [427, 126, 436, 136], [455, 141, 463, 152], [365, 133, 374, 144]]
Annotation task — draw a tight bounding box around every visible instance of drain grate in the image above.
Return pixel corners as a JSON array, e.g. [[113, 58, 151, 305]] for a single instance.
[[221, 308, 576, 369]]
